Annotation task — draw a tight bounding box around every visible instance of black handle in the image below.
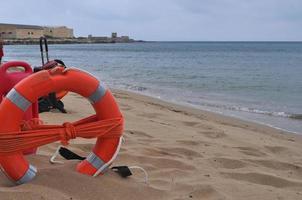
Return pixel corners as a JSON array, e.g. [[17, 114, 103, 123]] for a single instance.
[[39, 37, 43, 52], [39, 37, 44, 65], [39, 37, 49, 65], [44, 38, 48, 53]]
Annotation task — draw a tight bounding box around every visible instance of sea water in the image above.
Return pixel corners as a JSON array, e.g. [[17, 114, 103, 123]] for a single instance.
[[4, 42, 302, 133]]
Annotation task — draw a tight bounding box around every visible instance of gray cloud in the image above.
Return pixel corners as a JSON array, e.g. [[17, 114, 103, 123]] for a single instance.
[[0, 0, 301, 41]]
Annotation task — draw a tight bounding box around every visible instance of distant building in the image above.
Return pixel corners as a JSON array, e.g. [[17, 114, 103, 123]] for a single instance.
[[120, 36, 130, 41], [110, 32, 132, 42], [111, 32, 117, 38], [88, 33, 132, 43], [0, 23, 44, 39], [0, 23, 74, 39], [88, 35, 109, 40], [43, 26, 74, 38]]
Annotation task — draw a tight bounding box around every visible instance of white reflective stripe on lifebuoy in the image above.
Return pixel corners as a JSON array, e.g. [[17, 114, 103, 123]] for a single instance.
[[15, 165, 37, 185], [6, 88, 31, 112], [88, 83, 106, 104], [86, 152, 105, 169]]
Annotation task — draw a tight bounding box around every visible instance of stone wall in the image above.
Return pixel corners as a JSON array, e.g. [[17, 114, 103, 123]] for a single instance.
[[15, 29, 44, 39], [0, 26, 17, 39], [44, 26, 74, 38], [0, 24, 73, 39]]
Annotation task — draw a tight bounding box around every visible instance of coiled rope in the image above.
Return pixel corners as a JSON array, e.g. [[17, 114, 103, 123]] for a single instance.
[[0, 115, 124, 155]]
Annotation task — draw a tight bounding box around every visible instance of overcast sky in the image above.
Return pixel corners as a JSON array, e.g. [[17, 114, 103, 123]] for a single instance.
[[1, 0, 301, 41]]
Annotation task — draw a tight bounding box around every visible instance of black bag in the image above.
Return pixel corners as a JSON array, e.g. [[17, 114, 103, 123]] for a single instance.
[[38, 93, 66, 113]]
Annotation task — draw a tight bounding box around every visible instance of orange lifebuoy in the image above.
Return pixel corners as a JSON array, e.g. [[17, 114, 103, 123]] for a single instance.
[[56, 90, 68, 100], [34, 60, 69, 100], [0, 67, 124, 184]]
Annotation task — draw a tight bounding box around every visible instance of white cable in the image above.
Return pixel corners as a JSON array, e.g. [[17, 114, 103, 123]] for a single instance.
[[122, 137, 126, 144], [129, 166, 149, 184], [49, 145, 64, 164], [93, 136, 123, 177], [49, 137, 148, 184]]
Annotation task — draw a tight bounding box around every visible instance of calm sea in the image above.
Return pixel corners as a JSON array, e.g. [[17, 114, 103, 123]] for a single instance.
[[4, 42, 302, 133]]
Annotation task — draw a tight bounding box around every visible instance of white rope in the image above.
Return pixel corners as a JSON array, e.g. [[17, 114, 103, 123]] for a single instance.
[[129, 166, 149, 184], [49, 138, 149, 184], [93, 136, 123, 177], [49, 145, 64, 164]]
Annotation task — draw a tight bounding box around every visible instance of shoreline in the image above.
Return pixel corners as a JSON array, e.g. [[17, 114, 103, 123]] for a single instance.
[[113, 88, 301, 136], [3, 38, 144, 45]]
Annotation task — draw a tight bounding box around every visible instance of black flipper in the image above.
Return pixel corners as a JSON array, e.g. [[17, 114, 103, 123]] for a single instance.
[[59, 147, 86, 160], [111, 166, 133, 178]]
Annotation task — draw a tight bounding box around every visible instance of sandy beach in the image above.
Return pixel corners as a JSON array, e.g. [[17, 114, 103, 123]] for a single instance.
[[1, 90, 302, 200]]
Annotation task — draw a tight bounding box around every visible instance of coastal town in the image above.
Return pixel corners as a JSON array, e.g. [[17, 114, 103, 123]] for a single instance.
[[0, 23, 139, 44]]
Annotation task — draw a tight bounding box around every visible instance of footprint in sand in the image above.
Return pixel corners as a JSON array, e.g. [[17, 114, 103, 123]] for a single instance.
[[158, 147, 202, 160], [182, 121, 200, 127], [182, 121, 214, 129], [221, 172, 302, 188], [196, 124, 216, 130], [245, 159, 302, 178], [264, 145, 293, 155], [176, 140, 212, 148], [121, 154, 196, 171], [137, 138, 162, 143], [124, 130, 162, 144], [125, 130, 154, 138], [148, 119, 172, 127], [137, 112, 164, 119], [149, 157, 196, 170], [113, 94, 130, 100], [176, 140, 200, 146], [187, 184, 227, 200], [245, 159, 301, 171], [234, 147, 266, 157], [140, 147, 182, 158], [199, 130, 226, 139], [119, 103, 133, 111], [210, 157, 247, 169]]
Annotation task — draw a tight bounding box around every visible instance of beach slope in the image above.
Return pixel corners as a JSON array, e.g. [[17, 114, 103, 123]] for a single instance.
[[1, 90, 302, 200]]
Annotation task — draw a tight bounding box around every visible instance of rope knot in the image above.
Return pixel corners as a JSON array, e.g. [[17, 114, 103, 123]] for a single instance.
[[61, 122, 77, 145], [21, 118, 43, 131]]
